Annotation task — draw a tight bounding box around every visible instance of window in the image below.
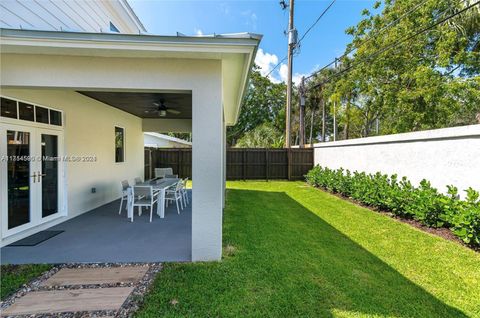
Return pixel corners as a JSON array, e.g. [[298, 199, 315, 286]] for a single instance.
[[109, 22, 120, 33], [0, 96, 63, 126], [19, 102, 35, 121], [35, 106, 49, 124], [115, 126, 125, 163], [49, 109, 62, 126], [1, 97, 18, 119]]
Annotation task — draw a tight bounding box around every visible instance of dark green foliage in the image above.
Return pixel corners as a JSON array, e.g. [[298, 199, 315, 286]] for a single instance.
[[0, 264, 52, 300], [306, 166, 480, 247]]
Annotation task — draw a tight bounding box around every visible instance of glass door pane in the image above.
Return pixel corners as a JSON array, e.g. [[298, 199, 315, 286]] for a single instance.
[[6, 130, 31, 229], [40, 134, 58, 218]]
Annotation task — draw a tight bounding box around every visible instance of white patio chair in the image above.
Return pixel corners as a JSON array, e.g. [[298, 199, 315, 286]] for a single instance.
[[165, 181, 183, 214], [118, 180, 130, 214], [154, 168, 173, 179], [132, 186, 158, 222], [181, 177, 189, 206], [134, 177, 143, 185]]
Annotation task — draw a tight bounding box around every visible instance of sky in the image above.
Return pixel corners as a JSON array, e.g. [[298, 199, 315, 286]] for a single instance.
[[129, 0, 377, 84]]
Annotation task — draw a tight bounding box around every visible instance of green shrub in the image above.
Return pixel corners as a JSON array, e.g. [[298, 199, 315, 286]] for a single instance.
[[306, 166, 480, 248]]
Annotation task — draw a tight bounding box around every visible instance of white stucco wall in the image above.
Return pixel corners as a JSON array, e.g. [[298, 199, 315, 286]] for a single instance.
[[0, 88, 144, 246], [313, 125, 480, 196], [11, 89, 145, 214]]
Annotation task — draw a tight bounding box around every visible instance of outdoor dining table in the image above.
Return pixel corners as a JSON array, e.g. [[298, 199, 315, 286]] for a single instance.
[[126, 178, 180, 221]]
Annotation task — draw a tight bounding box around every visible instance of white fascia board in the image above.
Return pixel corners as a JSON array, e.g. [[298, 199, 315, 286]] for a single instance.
[[120, 0, 148, 33], [313, 124, 480, 148], [0, 29, 260, 53]]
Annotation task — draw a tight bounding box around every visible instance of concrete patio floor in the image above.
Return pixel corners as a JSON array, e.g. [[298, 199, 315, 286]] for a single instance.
[[0, 194, 192, 264]]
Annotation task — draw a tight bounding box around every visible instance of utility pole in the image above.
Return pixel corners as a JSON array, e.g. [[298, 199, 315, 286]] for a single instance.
[[299, 76, 306, 148], [285, 0, 296, 148], [321, 95, 326, 142], [333, 57, 338, 141], [309, 95, 316, 146]]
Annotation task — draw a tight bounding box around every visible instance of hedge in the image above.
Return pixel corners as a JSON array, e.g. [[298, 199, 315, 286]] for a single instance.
[[306, 166, 480, 248]]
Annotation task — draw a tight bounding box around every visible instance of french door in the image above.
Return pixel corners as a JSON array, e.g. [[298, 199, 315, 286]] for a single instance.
[[0, 124, 64, 237]]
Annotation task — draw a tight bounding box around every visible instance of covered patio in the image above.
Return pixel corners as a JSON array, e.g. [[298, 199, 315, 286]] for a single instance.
[[0, 193, 192, 264], [0, 28, 260, 261]]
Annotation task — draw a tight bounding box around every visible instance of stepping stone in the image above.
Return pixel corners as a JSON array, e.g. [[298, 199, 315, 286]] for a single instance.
[[41, 267, 148, 286], [2, 287, 134, 316]]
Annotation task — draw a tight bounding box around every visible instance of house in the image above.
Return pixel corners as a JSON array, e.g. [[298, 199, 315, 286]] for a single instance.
[[144, 132, 191, 148], [0, 1, 261, 261], [0, 0, 146, 34]]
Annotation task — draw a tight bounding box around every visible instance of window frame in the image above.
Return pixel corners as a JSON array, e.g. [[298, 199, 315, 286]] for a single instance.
[[0, 95, 63, 128], [109, 22, 120, 33], [114, 126, 125, 163]]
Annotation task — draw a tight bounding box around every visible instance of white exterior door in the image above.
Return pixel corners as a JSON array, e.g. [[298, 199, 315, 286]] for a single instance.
[[0, 124, 64, 238]]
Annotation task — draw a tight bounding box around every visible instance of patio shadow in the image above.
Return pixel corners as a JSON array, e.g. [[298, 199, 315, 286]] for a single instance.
[[219, 189, 467, 318]]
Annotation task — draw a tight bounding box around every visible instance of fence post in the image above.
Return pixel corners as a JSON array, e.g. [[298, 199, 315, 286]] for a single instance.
[[243, 149, 247, 181], [287, 148, 292, 181], [265, 148, 269, 181], [178, 149, 182, 178]]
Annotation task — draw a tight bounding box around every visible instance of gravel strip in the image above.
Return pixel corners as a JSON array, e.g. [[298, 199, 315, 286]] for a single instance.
[[1, 262, 162, 318]]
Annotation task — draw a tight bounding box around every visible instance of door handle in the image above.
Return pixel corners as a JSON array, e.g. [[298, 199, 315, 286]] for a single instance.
[[31, 172, 37, 183]]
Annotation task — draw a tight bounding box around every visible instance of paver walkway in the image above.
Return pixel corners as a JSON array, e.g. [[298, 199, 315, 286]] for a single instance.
[[2, 265, 153, 317]]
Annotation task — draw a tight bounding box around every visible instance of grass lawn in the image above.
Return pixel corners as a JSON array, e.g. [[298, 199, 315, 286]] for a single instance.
[[0, 264, 52, 300], [137, 181, 480, 318]]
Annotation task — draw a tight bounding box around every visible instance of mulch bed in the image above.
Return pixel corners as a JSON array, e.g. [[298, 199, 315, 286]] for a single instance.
[[0, 263, 162, 318], [318, 187, 479, 252]]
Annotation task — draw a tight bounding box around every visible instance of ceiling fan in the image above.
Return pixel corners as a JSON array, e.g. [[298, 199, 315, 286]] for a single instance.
[[145, 99, 181, 117]]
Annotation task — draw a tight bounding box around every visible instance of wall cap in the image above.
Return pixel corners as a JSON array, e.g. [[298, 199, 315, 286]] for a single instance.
[[313, 124, 480, 148]]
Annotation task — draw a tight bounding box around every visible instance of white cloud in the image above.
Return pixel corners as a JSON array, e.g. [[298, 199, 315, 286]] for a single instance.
[[241, 10, 258, 30], [255, 48, 278, 77], [279, 63, 306, 86], [279, 64, 288, 82], [255, 48, 307, 85], [219, 2, 230, 16], [194, 28, 203, 36]]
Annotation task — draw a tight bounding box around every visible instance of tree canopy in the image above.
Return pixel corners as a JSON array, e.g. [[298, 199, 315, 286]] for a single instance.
[[228, 0, 480, 147], [306, 0, 480, 139]]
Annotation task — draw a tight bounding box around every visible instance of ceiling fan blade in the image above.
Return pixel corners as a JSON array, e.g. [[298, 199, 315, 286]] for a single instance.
[[167, 109, 181, 115]]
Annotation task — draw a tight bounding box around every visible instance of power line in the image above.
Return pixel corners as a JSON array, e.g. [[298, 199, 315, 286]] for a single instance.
[[264, 0, 336, 79], [265, 56, 287, 78], [297, 0, 336, 46], [309, 0, 479, 90], [305, 0, 432, 80]]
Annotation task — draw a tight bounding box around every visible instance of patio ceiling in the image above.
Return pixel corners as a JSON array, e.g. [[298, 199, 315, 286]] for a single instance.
[[78, 91, 192, 119]]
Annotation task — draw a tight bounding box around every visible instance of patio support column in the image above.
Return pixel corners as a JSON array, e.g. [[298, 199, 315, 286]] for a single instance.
[[222, 116, 227, 209], [192, 61, 223, 261]]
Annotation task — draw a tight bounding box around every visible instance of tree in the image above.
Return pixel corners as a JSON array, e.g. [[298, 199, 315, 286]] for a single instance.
[[227, 66, 286, 146], [235, 123, 284, 148], [307, 0, 480, 139]]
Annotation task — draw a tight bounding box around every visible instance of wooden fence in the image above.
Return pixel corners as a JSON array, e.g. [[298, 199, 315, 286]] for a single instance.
[[145, 148, 313, 181]]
